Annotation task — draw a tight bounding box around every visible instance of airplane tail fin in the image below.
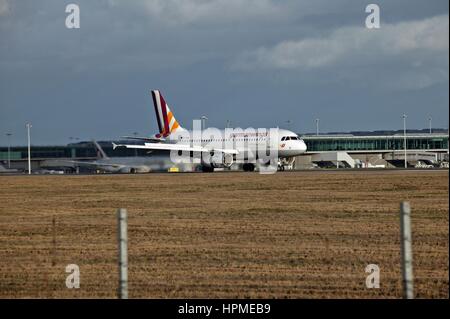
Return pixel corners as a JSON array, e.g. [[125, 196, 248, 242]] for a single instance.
[[151, 90, 185, 138], [92, 140, 109, 160]]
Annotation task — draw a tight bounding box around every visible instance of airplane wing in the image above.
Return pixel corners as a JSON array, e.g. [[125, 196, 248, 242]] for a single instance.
[[113, 142, 238, 155], [70, 161, 123, 168], [49, 159, 124, 169]]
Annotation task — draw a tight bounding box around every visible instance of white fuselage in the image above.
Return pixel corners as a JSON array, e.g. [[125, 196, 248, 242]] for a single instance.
[[166, 128, 307, 159]]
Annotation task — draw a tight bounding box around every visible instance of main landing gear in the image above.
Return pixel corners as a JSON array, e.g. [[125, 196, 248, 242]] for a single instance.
[[201, 166, 215, 173], [242, 163, 255, 172]]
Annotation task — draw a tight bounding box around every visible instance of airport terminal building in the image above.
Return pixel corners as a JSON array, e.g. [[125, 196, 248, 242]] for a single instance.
[[0, 130, 448, 172], [298, 130, 449, 169]]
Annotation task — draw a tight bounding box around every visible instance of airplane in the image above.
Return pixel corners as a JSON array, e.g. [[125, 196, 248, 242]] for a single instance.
[[49, 141, 173, 173], [0, 163, 20, 174], [114, 90, 307, 172]]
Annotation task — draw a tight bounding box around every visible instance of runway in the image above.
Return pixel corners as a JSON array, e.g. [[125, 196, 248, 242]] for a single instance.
[[1, 167, 448, 177]]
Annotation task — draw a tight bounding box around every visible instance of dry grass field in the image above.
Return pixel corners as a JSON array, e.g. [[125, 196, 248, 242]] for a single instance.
[[0, 170, 448, 298]]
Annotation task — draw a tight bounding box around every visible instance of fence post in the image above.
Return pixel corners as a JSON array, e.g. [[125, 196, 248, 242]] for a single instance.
[[400, 201, 414, 299], [52, 215, 56, 267], [117, 208, 128, 299]]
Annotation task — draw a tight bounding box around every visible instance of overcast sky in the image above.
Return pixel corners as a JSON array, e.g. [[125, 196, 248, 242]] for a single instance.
[[0, 0, 448, 145]]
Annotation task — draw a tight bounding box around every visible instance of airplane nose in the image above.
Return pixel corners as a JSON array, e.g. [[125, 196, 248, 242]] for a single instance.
[[299, 140, 307, 153]]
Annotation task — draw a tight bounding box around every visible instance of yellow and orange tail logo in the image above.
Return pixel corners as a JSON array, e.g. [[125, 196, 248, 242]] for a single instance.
[[151, 90, 184, 138]]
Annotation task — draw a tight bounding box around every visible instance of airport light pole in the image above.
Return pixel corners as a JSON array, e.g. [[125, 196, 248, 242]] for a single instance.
[[201, 116, 208, 131], [6, 133, 12, 169], [403, 114, 407, 168], [428, 116, 432, 134], [26, 123, 32, 174], [315, 118, 320, 136]]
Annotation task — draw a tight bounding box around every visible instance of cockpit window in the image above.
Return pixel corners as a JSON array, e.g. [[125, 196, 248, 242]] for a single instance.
[[282, 136, 299, 141]]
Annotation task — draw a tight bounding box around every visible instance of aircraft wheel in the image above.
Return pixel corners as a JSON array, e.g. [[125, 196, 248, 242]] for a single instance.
[[201, 166, 214, 173], [243, 163, 255, 172]]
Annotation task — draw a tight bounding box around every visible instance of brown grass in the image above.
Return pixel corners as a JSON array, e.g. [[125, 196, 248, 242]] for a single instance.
[[0, 170, 448, 298]]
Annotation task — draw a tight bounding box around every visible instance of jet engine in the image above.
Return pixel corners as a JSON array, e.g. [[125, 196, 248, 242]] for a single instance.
[[202, 151, 234, 169], [118, 166, 150, 174]]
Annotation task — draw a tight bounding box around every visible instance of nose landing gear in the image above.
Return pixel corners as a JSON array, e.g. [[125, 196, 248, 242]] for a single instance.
[[278, 157, 295, 171]]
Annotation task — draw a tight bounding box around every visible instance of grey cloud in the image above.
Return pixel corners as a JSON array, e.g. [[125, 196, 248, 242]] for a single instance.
[[137, 0, 286, 26], [0, 0, 9, 16], [233, 14, 449, 70]]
